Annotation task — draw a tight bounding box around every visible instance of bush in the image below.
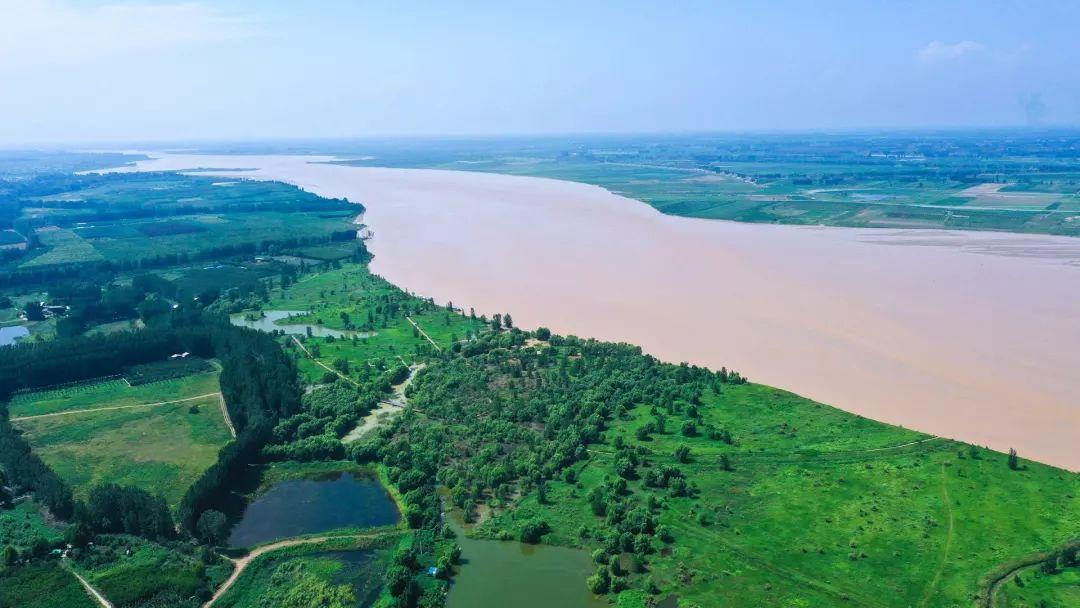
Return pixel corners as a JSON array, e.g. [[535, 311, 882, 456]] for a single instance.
[[519, 519, 550, 544]]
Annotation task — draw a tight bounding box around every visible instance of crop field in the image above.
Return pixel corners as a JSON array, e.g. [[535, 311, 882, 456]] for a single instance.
[[8, 370, 220, 418], [19, 227, 103, 268], [11, 371, 230, 509]]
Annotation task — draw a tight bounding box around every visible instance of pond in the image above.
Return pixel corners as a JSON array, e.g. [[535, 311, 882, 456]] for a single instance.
[[0, 325, 29, 346], [227, 472, 400, 548], [444, 517, 606, 608], [230, 309, 374, 339]]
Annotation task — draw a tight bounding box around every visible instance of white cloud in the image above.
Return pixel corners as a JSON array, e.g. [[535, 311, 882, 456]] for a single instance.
[[917, 40, 985, 63], [0, 0, 261, 66]]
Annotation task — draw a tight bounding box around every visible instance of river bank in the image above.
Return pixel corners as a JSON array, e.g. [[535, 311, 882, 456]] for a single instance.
[[104, 154, 1080, 470]]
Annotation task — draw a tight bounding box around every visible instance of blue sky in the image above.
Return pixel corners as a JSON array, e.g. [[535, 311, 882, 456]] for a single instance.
[[1, 0, 1078, 144]]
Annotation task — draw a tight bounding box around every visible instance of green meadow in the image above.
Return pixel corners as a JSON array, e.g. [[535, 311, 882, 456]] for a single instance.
[[13, 370, 231, 511]]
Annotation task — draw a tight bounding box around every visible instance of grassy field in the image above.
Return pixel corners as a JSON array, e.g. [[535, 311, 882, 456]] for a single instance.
[[8, 371, 220, 418], [999, 566, 1080, 607], [477, 407, 1078, 607], [13, 387, 231, 510]]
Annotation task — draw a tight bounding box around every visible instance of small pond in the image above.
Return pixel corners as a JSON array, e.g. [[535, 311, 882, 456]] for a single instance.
[[0, 325, 29, 346], [444, 517, 606, 608], [230, 310, 374, 339], [227, 472, 400, 548]]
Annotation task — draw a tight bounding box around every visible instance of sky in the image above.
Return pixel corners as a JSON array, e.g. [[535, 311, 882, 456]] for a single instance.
[[1, 0, 1078, 145]]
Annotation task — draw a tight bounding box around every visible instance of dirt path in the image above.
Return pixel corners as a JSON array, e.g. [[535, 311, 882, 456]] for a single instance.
[[919, 464, 955, 607], [9, 393, 222, 421], [217, 394, 237, 438], [66, 564, 113, 608], [406, 316, 441, 352], [290, 335, 361, 387], [204, 533, 382, 607]]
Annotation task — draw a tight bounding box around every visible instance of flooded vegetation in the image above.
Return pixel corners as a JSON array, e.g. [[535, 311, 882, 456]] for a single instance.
[[228, 471, 399, 548], [230, 310, 374, 339]]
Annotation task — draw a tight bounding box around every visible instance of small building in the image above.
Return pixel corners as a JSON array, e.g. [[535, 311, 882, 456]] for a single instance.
[[427, 566, 439, 577]]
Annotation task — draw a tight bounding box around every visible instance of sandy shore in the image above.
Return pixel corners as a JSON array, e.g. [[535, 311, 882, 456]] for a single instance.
[[108, 154, 1080, 470]]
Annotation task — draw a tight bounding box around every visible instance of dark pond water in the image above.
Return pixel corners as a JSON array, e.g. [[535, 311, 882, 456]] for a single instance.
[[227, 472, 399, 548]]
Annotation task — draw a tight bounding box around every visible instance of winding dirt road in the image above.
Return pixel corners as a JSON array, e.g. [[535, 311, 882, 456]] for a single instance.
[[204, 533, 386, 608]]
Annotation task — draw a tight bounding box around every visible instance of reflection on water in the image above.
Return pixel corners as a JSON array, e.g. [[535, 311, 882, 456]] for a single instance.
[[230, 310, 374, 339], [444, 515, 605, 608], [227, 472, 399, 548], [0, 325, 29, 346]]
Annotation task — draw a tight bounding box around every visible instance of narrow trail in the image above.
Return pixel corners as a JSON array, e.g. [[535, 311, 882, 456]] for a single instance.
[[290, 335, 361, 387], [217, 394, 237, 438], [919, 463, 955, 607], [9, 393, 222, 421], [204, 533, 383, 608], [406, 316, 442, 351], [66, 563, 113, 608]]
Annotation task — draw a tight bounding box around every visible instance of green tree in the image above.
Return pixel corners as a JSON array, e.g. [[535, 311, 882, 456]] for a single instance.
[[196, 509, 229, 545], [674, 445, 691, 463], [1008, 448, 1020, 470]]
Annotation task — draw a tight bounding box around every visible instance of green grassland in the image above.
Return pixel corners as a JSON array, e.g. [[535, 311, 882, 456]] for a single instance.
[[13, 395, 231, 510], [8, 370, 220, 418], [213, 536, 397, 608], [0, 562, 98, 608], [999, 567, 1080, 607]]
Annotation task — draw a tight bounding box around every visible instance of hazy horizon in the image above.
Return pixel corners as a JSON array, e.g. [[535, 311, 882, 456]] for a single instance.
[[3, 0, 1079, 145]]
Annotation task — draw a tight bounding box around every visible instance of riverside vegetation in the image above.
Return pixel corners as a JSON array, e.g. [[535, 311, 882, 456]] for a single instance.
[[0, 154, 1075, 608]]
